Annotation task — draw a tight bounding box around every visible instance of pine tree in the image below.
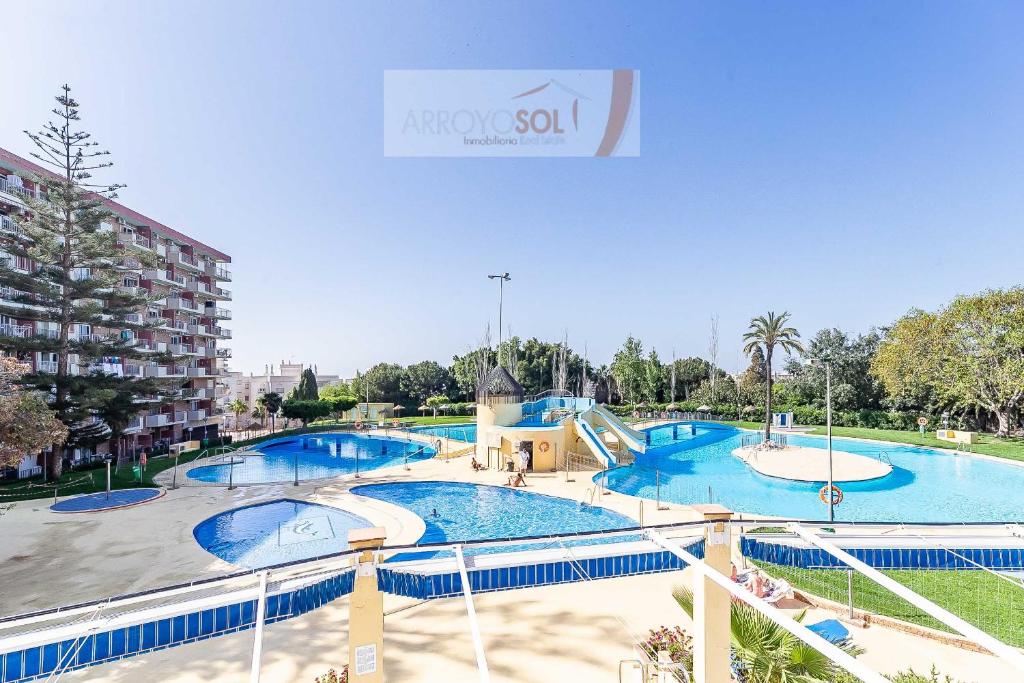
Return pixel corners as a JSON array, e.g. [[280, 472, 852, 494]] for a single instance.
[[0, 85, 176, 478], [296, 367, 319, 400]]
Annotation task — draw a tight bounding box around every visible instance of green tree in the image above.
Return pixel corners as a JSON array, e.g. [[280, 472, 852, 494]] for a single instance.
[[783, 328, 886, 411], [0, 86, 169, 478], [671, 357, 715, 401], [228, 398, 248, 430], [450, 347, 496, 400], [674, 587, 863, 683], [743, 311, 804, 442], [281, 399, 331, 427], [425, 394, 448, 418], [295, 367, 319, 400], [358, 363, 405, 404], [611, 336, 646, 406], [325, 394, 357, 419], [258, 392, 283, 433], [401, 360, 454, 404], [643, 349, 663, 403], [0, 357, 68, 469], [872, 288, 1024, 435]]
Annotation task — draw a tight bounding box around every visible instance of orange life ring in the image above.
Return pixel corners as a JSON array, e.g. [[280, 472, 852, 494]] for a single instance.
[[819, 485, 843, 506], [538, 442, 550, 453], [355, 421, 364, 431]]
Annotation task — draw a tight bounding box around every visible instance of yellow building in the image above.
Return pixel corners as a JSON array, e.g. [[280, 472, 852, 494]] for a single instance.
[[474, 367, 646, 471]]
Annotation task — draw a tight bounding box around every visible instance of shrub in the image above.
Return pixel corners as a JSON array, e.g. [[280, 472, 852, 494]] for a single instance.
[[640, 626, 692, 681], [314, 666, 348, 683], [886, 667, 961, 683]]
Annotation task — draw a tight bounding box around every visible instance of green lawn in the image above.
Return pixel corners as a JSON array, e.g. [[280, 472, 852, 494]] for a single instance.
[[753, 559, 1024, 647], [714, 421, 1024, 462]]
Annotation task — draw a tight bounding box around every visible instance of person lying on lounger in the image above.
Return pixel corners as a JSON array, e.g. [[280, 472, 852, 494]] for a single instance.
[[506, 471, 526, 487]]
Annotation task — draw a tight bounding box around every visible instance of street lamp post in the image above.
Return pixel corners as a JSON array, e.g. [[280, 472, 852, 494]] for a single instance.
[[809, 356, 835, 522], [824, 360, 834, 522], [487, 272, 511, 363]]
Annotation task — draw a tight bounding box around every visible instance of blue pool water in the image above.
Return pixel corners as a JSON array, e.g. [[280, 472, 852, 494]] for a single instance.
[[352, 481, 636, 557], [411, 423, 477, 443], [603, 422, 1024, 523], [51, 488, 163, 513], [193, 499, 372, 569], [187, 433, 435, 484]]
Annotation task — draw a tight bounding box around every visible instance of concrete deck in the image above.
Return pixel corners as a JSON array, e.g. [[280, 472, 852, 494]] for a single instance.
[[733, 445, 893, 482]]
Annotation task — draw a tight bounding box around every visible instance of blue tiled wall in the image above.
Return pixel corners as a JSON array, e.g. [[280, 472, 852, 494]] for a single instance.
[[741, 538, 1024, 570], [0, 570, 355, 683], [378, 541, 706, 600]]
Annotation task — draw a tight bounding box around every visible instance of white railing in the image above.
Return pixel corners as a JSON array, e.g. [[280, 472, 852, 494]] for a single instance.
[[0, 323, 32, 338], [177, 252, 199, 268], [204, 306, 231, 319], [133, 234, 152, 249], [0, 215, 21, 235], [36, 360, 58, 373], [0, 176, 36, 200], [144, 413, 169, 427]]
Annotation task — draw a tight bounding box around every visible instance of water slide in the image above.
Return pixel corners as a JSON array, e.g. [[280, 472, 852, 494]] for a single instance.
[[574, 417, 616, 468], [590, 404, 647, 453]]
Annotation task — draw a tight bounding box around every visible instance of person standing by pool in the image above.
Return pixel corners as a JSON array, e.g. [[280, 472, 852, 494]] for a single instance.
[[517, 443, 530, 473]]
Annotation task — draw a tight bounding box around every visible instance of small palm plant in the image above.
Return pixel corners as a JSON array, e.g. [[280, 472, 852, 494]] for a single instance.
[[672, 586, 863, 683], [742, 311, 803, 444], [228, 398, 248, 432]]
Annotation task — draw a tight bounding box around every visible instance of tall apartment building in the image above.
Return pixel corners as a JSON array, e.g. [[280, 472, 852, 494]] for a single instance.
[[0, 146, 232, 472]]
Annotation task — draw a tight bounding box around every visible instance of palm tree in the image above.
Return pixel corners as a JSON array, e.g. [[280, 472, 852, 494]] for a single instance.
[[673, 586, 863, 683], [742, 311, 803, 443], [259, 392, 283, 433], [228, 398, 248, 433]]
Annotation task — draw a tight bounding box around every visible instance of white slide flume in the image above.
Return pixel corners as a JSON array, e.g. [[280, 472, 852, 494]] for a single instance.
[[574, 418, 616, 467], [589, 404, 647, 453]]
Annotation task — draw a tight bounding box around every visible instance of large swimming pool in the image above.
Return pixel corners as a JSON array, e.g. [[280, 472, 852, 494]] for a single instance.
[[193, 499, 372, 569], [603, 422, 1024, 523], [410, 423, 477, 443], [352, 481, 635, 556], [187, 433, 435, 484]]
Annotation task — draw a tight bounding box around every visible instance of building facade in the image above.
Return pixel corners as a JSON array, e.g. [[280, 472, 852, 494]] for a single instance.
[[0, 147, 232, 473], [222, 362, 342, 428]]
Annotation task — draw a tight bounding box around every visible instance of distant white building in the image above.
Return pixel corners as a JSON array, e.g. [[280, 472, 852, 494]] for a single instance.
[[221, 361, 342, 428]]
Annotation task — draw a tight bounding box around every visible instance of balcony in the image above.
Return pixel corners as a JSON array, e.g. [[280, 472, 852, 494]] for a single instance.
[[87, 362, 124, 377], [216, 327, 232, 339], [0, 215, 22, 236], [0, 176, 37, 202], [118, 257, 144, 271], [169, 343, 196, 355], [144, 365, 188, 378], [166, 297, 200, 313], [124, 415, 145, 432], [130, 339, 167, 353], [144, 270, 185, 288], [187, 323, 214, 337], [207, 263, 232, 281], [124, 363, 146, 378], [216, 348, 232, 359], [174, 251, 201, 271], [186, 409, 208, 423], [0, 323, 32, 338], [120, 232, 152, 251], [36, 360, 58, 373], [187, 366, 209, 378], [145, 413, 169, 428], [204, 306, 231, 320]]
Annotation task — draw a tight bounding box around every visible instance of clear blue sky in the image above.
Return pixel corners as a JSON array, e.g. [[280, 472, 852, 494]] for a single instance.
[[2, 1, 1022, 376]]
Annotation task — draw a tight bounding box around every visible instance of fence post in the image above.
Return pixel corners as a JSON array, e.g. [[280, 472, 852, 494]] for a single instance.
[[692, 505, 734, 683], [847, 569, 854, 619], [228, 456, 235, 490], [249, 570, 268, 683], [171, 453, 180, 490]]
